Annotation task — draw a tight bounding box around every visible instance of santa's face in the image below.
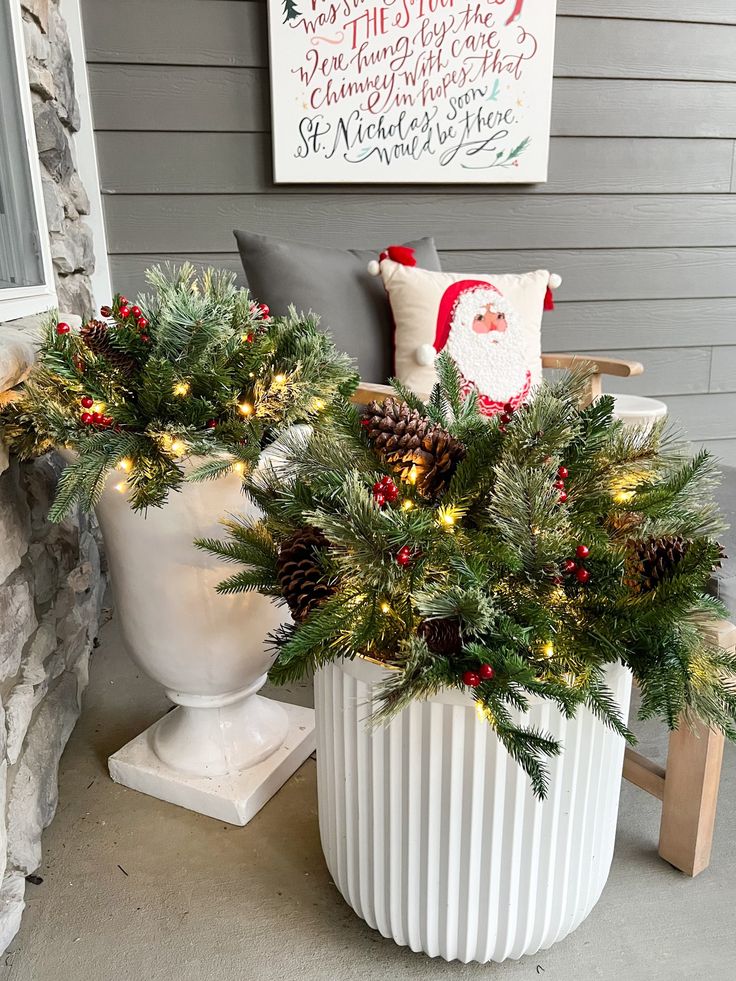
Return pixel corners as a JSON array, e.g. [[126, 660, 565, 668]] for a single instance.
[[445, 287, 531, 404], [473, 306, 507, 334]]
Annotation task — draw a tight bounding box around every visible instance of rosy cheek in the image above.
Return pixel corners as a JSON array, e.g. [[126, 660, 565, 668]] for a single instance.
[[473, 319, 490, 334], [495, 321, 508, 333]]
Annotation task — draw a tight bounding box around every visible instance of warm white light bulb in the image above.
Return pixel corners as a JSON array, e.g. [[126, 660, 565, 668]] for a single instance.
[[239, 402, 253, 416], [173, 381, 190, 396], [615, 489, 635, 504], [115, 481, 127, 494]]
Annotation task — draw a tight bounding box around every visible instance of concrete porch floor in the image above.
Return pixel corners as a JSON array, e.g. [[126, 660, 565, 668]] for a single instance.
[[2, 611, 735, 981]]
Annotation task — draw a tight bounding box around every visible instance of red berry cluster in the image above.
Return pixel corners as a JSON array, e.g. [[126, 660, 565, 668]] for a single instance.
[[395, 545, 413, 567], [56, 322, 71, 335], [554, 465, 569, 504], [498, 401, 515, 434], [463, 664, 495, 687], [373, 475, 399, 507], [561, 544, 591, 584], [109, 297, 150, 341], [79, 395, 113, 428], [250, 302, 270, 321]]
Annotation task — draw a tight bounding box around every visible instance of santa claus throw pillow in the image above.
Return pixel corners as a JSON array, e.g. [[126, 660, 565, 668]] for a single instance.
[[370, 250, 560, 416]]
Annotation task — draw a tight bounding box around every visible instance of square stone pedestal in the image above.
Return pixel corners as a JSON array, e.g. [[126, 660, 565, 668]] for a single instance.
[[108, 701, 315, 825]]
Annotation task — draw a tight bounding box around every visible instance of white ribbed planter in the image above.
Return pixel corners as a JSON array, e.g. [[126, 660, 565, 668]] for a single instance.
[[315, 657, 632, 964]]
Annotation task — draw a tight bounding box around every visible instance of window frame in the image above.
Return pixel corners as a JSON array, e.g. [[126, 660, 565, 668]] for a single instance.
[[0, 0, 56, 322]]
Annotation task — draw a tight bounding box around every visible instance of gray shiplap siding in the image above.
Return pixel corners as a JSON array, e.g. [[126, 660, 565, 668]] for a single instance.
[[82, 0, 736, 463]]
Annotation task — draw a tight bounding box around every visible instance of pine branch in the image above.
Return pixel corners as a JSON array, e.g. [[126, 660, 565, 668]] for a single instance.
[[434, 351, 464, 419], [187, 458, 240, 482], [388, 378, 428, 416], [584, 676, 636, 743]]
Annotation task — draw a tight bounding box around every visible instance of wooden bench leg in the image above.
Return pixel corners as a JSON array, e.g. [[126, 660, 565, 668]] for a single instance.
[[658, 719, 725, 876]]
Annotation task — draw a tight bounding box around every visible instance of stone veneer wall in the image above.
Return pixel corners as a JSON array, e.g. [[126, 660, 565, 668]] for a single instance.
[[23, 0, 95, 318], [0, 0, 105, 951], [0, 405, 105, 950]]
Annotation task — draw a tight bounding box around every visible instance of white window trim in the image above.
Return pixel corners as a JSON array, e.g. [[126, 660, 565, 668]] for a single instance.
[[0, 0, 57, 323]]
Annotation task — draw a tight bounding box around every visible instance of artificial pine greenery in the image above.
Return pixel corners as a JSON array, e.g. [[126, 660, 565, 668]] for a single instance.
[[0, 264, 357, 518], [200, 353, 735, 799]]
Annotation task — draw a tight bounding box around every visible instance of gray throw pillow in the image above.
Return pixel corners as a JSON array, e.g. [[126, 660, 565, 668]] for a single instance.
[[234, 230, 441, 384]]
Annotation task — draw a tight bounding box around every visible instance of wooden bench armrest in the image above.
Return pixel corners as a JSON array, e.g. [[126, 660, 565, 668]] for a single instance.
[[543, 353, 644, 405], [354, 356, 645, 409], [351, 382, 400, 405], [699, 618, 736, 650], [542, 353, 644, 378]]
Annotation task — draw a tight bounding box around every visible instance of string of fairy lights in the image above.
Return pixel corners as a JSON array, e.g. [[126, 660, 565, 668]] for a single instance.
[[108, 364, 304, 494]]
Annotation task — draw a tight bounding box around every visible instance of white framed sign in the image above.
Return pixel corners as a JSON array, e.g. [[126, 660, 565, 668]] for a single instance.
[[267, 0, 557, 184]]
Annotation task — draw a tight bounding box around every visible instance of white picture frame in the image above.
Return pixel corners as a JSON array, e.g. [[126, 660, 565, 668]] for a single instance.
[[267, 0, 557, 184]]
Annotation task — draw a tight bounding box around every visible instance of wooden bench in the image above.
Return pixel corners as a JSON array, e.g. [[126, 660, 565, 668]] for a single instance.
[[355, 354, 734, 877]]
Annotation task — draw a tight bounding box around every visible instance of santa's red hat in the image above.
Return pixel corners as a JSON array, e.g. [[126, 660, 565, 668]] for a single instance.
[[414, 280, 500, 367]]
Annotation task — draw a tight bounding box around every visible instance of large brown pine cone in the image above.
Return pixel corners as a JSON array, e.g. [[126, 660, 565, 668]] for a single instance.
[[276, 526, 333, 622], [627, 535, 691, 592], [80, 320, 138, 377], [417, 617, 462, 657], [362, 397, 466, 500]]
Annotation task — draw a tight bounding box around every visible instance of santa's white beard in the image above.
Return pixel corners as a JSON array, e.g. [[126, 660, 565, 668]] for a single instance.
[[445, 321, 531, 403]]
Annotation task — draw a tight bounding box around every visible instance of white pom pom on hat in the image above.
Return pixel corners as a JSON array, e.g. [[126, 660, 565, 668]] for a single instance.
[[367, 260, 381, 277], [415, 343, 436, 366], [549, 273, 562, 290]]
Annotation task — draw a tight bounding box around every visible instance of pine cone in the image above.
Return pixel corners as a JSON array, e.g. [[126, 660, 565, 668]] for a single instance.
[[363, 397, 466, 500], [417, 617, 462, 657], [276, 526, 333, 622], [80, 320, 138, 378], [627, 535, 691, 592], [607, 510, 642, 539]]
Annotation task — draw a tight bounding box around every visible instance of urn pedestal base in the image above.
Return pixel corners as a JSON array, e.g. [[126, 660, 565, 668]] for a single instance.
[[109, 699, 315, 825]]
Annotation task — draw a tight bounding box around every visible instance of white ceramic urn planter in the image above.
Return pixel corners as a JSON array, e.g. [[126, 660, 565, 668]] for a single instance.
[[315, 656, 632, 964], [87, 456, 315, 825]]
